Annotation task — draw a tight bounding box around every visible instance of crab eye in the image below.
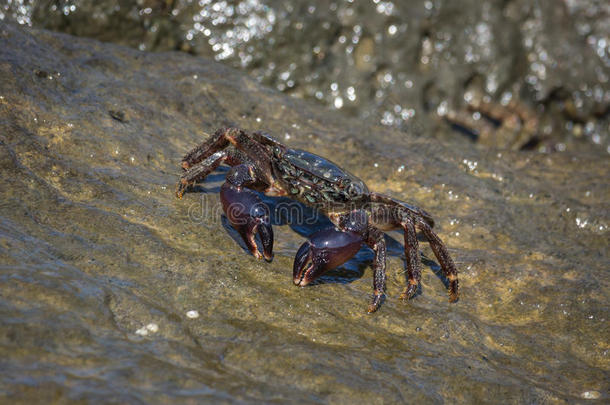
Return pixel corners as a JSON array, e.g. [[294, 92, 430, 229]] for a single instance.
[[273, 146, 282, 158]]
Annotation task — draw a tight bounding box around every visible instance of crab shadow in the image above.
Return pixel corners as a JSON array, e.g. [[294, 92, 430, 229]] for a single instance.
[[189, 168, 451, 293]]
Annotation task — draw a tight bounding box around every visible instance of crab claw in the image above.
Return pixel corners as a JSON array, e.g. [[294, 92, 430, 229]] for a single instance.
[[220, 183, 273, 261], [293, 227, 363, 287]]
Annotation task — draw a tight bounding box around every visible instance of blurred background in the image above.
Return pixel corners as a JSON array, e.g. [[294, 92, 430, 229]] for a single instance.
[[2, 0, 608, 153]]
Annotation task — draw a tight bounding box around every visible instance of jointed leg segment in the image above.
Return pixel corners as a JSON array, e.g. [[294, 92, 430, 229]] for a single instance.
[[176, 151, 227, 198], [366, 226, 387, 313], [416, 219, 459, 302], [400, 216, 421, 300], [181, 127, 241, 169]]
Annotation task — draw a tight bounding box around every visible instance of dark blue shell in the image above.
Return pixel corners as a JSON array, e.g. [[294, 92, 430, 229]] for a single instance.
[[273, 149, 369, 207], [284, 149, 368, 191]]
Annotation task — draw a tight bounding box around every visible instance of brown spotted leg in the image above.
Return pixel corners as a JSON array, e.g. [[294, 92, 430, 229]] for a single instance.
[[400, 216, 421, 300], [416, 219, 459, 302], [179, 127, 275, 190], [180, 127, 243, 169], [366, 226, 387, 313], [176, 146, 257, 199], [251, 131, 284, 148], [176, 151, 228, 198], [176, 127, 245, 198]]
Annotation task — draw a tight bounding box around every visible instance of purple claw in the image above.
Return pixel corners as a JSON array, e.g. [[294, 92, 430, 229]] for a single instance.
[[220, 183, 273, 261], [293, 227, 363, 287]]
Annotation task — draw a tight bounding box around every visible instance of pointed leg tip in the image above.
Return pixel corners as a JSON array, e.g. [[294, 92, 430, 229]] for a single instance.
[[448, 280, 459, 302], [176, 180, 189, 199], [367, 292, 384, 313], [400, 284, 418, 301]]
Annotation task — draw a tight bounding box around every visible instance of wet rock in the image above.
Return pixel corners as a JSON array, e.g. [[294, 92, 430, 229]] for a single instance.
[[0, 24, 608, 403], [1, 0, 608, 152]]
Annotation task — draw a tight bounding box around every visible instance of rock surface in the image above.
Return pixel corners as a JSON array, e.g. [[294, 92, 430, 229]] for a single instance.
[[0, 24, 608, 403]]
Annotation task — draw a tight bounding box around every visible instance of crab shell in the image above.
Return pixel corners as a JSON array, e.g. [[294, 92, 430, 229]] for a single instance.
[[271, 147, 370, 214]]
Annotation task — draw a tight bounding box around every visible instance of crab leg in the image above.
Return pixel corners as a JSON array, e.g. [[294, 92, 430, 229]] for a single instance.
[[176, 148, 251, 198], [399, 216, 422, 300], [181, 127, 239, 169], [416, 219, 459, 302], [220, 165, 273, 261], [365, 227, 387, 313], [176, 151, 228, 199]]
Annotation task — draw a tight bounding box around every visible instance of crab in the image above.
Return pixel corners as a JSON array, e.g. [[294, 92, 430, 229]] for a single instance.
[[176, 127, 458, 312]]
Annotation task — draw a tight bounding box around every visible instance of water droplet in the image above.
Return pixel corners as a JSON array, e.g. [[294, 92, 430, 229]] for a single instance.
[[334, 97, 344, 109], [135, 327, 148, 336], [146, 323, 159, 333], [581, 391, 600, 399]]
